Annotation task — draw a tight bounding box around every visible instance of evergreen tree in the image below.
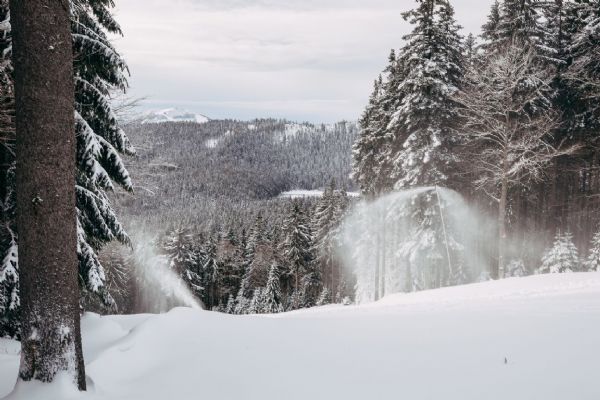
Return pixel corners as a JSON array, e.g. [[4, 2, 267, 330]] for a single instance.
[[72, 0, 134, 305], [353, 76, 388, 196], [392, 0, 464, 188], [163, 227, 194, 272], [203, 235, 221, 308], [248, 288, 266, 314], [234, 282, 250, 315], [163, 227, 203, 301], [539, 231, 580, 273], [480, 0, 502, 54], [225, 294, 236, 314], [539, 0, 577, 70], [316, 287, 331, 306], [240, 212, 271, 296], [217, 229, 244, 306], [496, 0, 545, 50], [263, 264, 283, 313], [282, 201, 313, 303], [585, 230, 600, 271], [464, 33, 478, 68], [567, 0, 600, 136], [312, 182, 337, 296]]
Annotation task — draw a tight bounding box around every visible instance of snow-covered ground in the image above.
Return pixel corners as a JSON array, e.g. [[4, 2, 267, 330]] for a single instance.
[[279, 189, 360, 198], [2, 273, 600, 400]]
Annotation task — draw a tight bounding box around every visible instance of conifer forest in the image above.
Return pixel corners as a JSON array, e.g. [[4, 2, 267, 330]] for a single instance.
[[0, 1, 599, 399]]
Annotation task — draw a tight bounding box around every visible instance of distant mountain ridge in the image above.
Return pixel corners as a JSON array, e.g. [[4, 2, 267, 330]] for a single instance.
[[141, 108, 210, 124]]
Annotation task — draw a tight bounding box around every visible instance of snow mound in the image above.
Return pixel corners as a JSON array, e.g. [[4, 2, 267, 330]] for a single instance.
[[141, 108, 209, 124], [1, 273, 600, 400]]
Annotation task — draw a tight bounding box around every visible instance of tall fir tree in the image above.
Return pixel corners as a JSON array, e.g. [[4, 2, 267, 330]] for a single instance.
[[353, 76, 388, 196], [480, 0, 503, 54], [203, 235, 221, 309], [262, 263, 283, 313], [391, 0, 464, 188], [496, 0, 545, 50], [282, 201, 313, 307]]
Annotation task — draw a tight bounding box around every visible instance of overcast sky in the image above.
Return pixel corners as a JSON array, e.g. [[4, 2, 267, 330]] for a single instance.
[[114, 0, 494, 122]]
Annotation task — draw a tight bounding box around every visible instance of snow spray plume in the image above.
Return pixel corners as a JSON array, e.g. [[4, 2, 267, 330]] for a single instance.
[[130, 231, 203, 312], [338, 187, 496, 303]]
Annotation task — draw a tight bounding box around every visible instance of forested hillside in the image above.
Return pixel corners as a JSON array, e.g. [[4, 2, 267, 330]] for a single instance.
[[118, 119, 356, 229]]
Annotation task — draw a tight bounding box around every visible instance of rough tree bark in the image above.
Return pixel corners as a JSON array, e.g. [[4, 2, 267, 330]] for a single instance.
[[10, 0, 86, 389]]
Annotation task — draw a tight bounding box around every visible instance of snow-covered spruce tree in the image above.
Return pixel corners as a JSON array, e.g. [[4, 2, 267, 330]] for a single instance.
[[203, 235, 221, 308], [312, 181, 349, 302], [233, 282, 251, 314], [262, 264, 283, 313], [248, 287, 266, 314], [163, 227, 194, 271], [72, 0, 134, 307], [536, 0, 585, 160], [584, 230, 600, 271], [217, 228, 244, 305], [353, 76, 388, 197], [240, 212, 270, 295], [0, 0, 134, 334], [566, 0, 600, 136], [316, 287, 330, 306], [464, 33, 478, 68], [539, 231, 580, 273], [282, 201, 314, 308], [538, 0, 577, 71], [391, 0, 464, 188], [163, 227, 203, 302], [496, 0, 545, 50], [480, 0, 502, 54], [225, 294, 235, 314], [236, 212, 273, 312], [376, 49, 407, 193]]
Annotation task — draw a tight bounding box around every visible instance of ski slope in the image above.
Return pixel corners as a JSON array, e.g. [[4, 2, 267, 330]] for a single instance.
[[1, 273, 600, 400]]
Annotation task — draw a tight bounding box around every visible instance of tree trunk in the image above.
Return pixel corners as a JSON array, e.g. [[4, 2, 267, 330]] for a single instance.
[[373, 207, 380, 301], [497, 174, 508, 280], [380, 214, 386, 298], [10, 0, 86, 390]]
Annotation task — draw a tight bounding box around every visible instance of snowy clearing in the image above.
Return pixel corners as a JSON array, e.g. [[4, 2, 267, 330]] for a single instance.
[[279, 189, 360, 199], [1, 273, 600, 400]]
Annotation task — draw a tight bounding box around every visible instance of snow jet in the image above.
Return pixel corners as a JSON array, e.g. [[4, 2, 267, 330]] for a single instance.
[[131, 233, 203, 312], [339, 187, 494, 303]]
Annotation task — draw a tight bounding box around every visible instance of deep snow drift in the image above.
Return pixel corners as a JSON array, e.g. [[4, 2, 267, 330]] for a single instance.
[[1, 273, 600, 400]]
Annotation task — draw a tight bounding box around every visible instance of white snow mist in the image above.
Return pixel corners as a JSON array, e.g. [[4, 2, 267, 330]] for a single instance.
[[131, 233, 203, 312], [339, 187, 494, 303]]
